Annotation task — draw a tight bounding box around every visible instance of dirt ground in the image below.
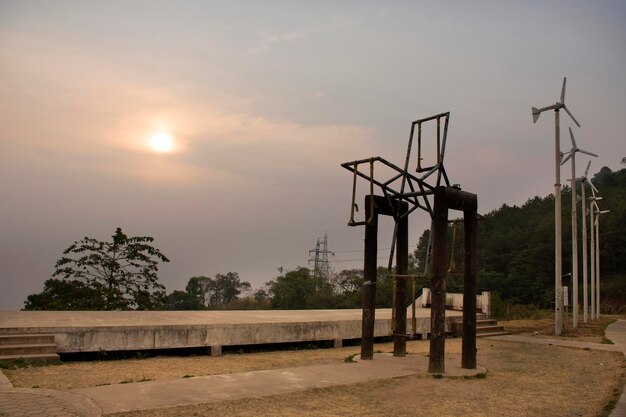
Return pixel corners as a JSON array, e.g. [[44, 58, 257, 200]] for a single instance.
[[103, 340, 622, 417], [3, 316, 625, 416], [501, 315, 618, 343]]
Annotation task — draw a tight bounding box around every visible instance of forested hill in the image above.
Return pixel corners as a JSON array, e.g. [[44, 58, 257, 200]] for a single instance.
[[415, 166, 626, 311]]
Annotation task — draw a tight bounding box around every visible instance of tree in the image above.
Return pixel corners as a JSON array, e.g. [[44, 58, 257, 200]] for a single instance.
[[164, 290, 202, 310], [23, 279, 106, 310], [185, 276, 213, 308], [52, 227, 169, 310], [183, 273, 251, 309], [268, 267, 319, 309], [215, 272, 251, 305]]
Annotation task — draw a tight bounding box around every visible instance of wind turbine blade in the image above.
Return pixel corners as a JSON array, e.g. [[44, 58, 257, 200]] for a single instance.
[[560, 77, 567, 102], [561, 151, 574, 166], [579, 148, 598, 158], [563, 105, 581, 127], [569, 127, 577, 149], [584, 160, 591, 177], [586, 179, 597, 197], [531, 107, 540, 123]]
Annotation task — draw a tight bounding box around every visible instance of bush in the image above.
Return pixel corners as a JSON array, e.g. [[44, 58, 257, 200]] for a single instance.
[[490, 291, 543, 320]]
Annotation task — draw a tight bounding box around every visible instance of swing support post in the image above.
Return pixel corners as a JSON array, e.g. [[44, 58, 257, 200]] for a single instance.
[[429, 186, 478, 373]]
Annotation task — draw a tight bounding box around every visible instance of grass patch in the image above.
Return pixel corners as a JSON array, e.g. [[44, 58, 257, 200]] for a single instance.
[[600, 385, 625, 417], [0, 359, 26, 370], [343, 354, 358, 363], [602, 338, 615, 345], [118, 376, 151, 384]]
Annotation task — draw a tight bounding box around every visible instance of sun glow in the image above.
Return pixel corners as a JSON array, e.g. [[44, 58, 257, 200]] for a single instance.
[[149, 132, 174, 153]]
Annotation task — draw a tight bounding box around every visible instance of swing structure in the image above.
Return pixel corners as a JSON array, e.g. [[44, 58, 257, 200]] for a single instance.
[[341, 112, 479, 373]]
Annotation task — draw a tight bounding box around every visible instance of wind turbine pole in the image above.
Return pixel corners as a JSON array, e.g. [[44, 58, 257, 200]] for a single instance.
[[595, 210, 609, 318], [595, 211, 600, 318], [531, 77, 580, 334], [589, 201, 596, 320], [554, 109, 563, 334], [562, 135, 596, 326], [570, 153, 578, 328], [581, 182, 588, 323]]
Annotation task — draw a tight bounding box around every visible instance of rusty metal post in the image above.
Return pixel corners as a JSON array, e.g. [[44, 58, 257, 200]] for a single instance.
[[361, 194, 378, 360], [462, 197, 478, 369], [428, 187, 448, 373], [393, 203, 409, 357], [411, 276, 417, 335]]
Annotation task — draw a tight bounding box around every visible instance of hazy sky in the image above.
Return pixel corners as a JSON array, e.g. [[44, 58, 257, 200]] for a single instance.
[[1, 1, 625, 310]]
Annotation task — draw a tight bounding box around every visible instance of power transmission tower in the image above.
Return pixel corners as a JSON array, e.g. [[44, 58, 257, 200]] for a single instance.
[[308, 232, 333, 282]]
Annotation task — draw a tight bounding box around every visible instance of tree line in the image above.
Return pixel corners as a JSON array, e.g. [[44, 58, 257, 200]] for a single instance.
[[24, 167, 625, 312], [412, 166, 626, 312]]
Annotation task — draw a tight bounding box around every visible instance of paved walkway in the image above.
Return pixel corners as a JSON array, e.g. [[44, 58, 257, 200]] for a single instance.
[[1, 320, 624, 416], [606, 320, 626, 417], [72, 354, 484, 414], [0, 352, 482, 416]]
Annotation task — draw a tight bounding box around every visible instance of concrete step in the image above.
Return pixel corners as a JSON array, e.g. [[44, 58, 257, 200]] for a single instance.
[[451, 319, 509, 337], [477, 331, 510, 338], [0, 334, 55, 346], [0, 343, 58, 356], [476, 325, 506, 334], [0, 352, 60, 363]]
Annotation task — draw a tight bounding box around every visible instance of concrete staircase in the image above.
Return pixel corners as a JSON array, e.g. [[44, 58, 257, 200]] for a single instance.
[[0, 334, 59, 363], [452, 318, 508, 338]]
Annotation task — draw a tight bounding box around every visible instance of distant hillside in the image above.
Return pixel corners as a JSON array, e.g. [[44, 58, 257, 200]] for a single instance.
[[414, 167, 626, 312]]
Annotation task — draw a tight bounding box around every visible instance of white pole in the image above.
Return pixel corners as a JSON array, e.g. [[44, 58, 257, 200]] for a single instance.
[[589, 202, 596, 320], [581, 183, 588, 323], [570, 156, 578, 328], [554, 110, 563, 335], [595, 213, 601, 318]]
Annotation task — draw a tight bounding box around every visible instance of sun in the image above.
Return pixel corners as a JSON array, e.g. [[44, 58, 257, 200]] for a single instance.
[[149, 132, 174, 153]]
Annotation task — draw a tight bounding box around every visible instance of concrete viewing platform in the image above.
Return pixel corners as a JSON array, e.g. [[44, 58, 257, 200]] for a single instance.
[[0, 309, 462, 354]]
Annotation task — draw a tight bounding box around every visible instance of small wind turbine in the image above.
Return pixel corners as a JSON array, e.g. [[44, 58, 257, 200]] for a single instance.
[[532, 77, 581, 335], [595, 207, 610, 318], [561, 128, 597, 328], [588, 182, 601, 320], [576, 161, 593, 323]]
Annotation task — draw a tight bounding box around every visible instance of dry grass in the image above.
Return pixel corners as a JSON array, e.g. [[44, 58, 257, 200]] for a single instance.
[[4, 345, 367, 390], [501, 314, 617, 343], [4, 337, 470, 391], [105, 341, 624, 417]]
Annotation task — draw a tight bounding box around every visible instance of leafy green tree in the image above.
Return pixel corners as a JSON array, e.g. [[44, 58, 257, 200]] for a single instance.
[[183, 273, 251, 309], [52, 227, 169, 310], [268, 267, 318, 309], [164, 290, 202, 310], [185, 276, 212, 308], [23, 279, 106, 310], [214, 272, 251, 305], [333, 269, 362, 294]]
